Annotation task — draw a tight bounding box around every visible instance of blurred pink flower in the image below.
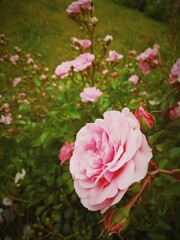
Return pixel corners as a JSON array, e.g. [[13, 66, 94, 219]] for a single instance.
[[102, 69, 108, 75], [0, 113, 12, 125], [18, 92, 26, 97], [17, 99, 30, 104], [169, 58, 180, 85], [110, 72, 119, 78], [25, 53, 31, 58], [10, 54, 19, 64], [33, 64, 39, 69], [58, 142, 75, 165], [55, 61, 74, 79], [13, 77, 21, 87], [91, 16, 98, 25], [169, 102, 180, 120], [67, 0, 92, 14], [104, 35, 113, 43], [80, 87, 102, 103], [27, 57, 34, 64], [106, 50, 123, 62], [73, 53, 95, 72], [136, 45, 159, 74], [2, 103, 10, 109], [70, 108, 152, 213], [129, 50, 137, 56], [71, 37, 91, 50], [40, 74, 47, 80], [128, 74, 139, 84]]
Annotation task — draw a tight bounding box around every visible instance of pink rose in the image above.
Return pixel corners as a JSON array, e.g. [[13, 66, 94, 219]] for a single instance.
[[40, 74, 47, 80], [27, 57, 34, 64], [129, 50, 137, 56], [106, 50, 123, 62], [71, 37, 91, 50], [13, 77, 21, 87], [169, 102, 180, 120], [128, 74, 139, 84], [135, 106, 155, 131], [67, 0, 92, 14], [91, 16, 98, 25], [70, 108, 152, 213], [55, 61, 73, 79], [10, 54, 19, 64], [73, 53, 95, 72], [103, 35, 113, 43], [58, 142, 75, 165], [80, 87, 102, 103], [136, 45, 159, 74], [169, 58, 180, 85], [102, 69, 108, 75], [78, 39, 91, 49], [0, 113, 12, 125], [110, 72, 119, 78]]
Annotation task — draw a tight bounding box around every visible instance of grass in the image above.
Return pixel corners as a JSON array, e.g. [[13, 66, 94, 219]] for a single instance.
[[0, 0, 178, 68]]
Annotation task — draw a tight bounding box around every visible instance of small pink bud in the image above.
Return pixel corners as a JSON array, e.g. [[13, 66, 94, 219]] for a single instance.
[[135, 106, 155, 132], [99, 206, 129, 237], [58, 142, 75, 165]]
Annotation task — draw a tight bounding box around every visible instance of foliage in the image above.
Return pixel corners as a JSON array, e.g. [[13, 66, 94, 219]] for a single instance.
[[0, 0, 180, 239], [114, 0, 180, 23], [145, 0, 172, 22], [0, 0, 172, 65]]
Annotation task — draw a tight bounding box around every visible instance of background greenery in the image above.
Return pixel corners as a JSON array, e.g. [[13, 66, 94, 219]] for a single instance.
[[1, 0, 179, 65]]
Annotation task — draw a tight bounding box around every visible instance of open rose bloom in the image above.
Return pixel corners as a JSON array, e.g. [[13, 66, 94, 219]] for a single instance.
[[128, 74, 139, 84], [71, 37, 91, 50], [80, 87, 102, 103], [106, 50, 123, 62], [70, 108, 152, 213], [73, 53, 95, 72], [136, 45, 159, 74], [55, 61, 73, 79], [66, 0, 92, 15]]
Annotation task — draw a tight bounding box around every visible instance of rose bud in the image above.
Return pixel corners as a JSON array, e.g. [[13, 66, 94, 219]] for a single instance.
[[135, 106, 155, 133], [58, 142, 75, 165], [99, 206, 130, 237]]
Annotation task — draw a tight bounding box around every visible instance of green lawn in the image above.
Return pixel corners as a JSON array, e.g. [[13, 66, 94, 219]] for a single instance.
[[0, 0, 178, 67]]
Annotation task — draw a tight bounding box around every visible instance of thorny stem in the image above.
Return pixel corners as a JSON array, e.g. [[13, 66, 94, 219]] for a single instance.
[[126, 167, 180, 210], [148, 168, 180, 177], [0, 191, 44, 205], [126, 176, 150, 209]]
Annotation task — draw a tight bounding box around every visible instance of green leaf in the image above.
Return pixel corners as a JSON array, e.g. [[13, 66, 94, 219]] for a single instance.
[[148, 233, 167, 240], [18, 104, 31, 112], [66, 108, 81, 119], [155, 143, 169, 152], [157, 219, 171, 231], [148, 130, 164, 145], [35, 206, 46, 216], [162, 182, 180, 196], [169, 147, 180, 159], [32, 131, 51, 147]]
